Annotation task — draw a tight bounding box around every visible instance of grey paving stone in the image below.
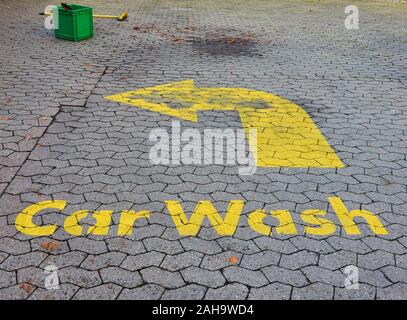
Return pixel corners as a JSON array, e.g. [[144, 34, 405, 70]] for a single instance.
[[29, 238, 70, 255], [0, 269, 16, 289], [118, 284, 164, 300], [223, 266, 269, 287], [85, 192, 118, 204], [73, 284, 122, 300], [28, 283, 79, 300], [181, 266, 226, 288], [254, 238, 297, 254], [0, 194, 25, 216], [358, 251, 395, 270], [204, 283, 249, 300], [100, 267, 143, 288], [301, 266, 345, 287], [327, 236, 372, 254], [290, 237, 335, 254], [377, 283, 407, 300], [0, 237, 30, 255], [143, 237, 184, 255], [5, 177, 41, 195], [132, 224, 166, 241], [121, 251, 165, 271], [216, 238, 260, 254], [248, 283, 292, 300], [0, 252, 8, 265], [141, 267, 185, 289], [0, 284, 32, 300], [334, 284, 376, 300], [17, 266, 48, 288], [318, 250, 357, 270], [0, 252, 47, 271], [80, 252, 127, 271], [396, 254, 407, 269], [240, 251, 280, 270], [292, 283, 334, 300], [59, 267, 102, 288], [68, 238, 108, 255], [279, 251, 319, 270], [161, 284, 207, 300], [380, 266, 407, 283], [362, 237, 407, 255], [200, 251, 242, 271], [40, 251, 87, 269], [160, 251, 204, 271], [357, 268, 393, 288], [261, 266, 309, 287], [105, 237, 146, 255], [180, 237, 222, 255]]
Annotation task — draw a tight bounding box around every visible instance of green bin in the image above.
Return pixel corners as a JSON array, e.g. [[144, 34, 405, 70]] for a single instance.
[[54, 4, 93, 41]]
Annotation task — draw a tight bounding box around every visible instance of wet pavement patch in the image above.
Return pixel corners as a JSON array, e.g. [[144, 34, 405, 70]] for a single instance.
[[190, 35, 259, 56]]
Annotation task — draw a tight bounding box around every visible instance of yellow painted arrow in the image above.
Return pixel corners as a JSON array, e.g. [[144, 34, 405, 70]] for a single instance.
[[104, 80, 344, 168]]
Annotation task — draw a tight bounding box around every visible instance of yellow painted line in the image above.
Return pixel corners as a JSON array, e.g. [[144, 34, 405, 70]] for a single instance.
[[104, 80, 344, 168]]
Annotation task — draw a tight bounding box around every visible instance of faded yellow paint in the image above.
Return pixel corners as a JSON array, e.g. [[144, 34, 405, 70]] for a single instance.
[[87, 210, 113, 235], [15, 200, 66, 236], [248, 209, 271, 236], [14, 197, 388, 237], [64, 210, 88, 236], [248, 209, 297, 235], [301, 209, 336, 236], [118, 210, 150, 236], [329, 197, 388, 235], [271, 210, 297, 235], [165, 200, 244, 236], [105, 80, 344, 168]]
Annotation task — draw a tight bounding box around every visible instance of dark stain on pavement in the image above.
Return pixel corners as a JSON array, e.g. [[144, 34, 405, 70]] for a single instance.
[[190, 36, 259, 56]]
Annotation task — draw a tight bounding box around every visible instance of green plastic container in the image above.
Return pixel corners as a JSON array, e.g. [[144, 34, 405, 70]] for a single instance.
[[54, 4, 93, 42]]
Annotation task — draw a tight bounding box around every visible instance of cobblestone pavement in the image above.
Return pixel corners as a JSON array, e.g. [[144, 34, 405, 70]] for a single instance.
[[1, 0, 407, 300]]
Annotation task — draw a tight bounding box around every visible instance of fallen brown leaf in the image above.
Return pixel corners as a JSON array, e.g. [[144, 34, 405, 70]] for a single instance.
[[20, 282, 33, 294], [40, 240, 61, 252], [228, 256, 239, 264], [170, 35, 185, 43]]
